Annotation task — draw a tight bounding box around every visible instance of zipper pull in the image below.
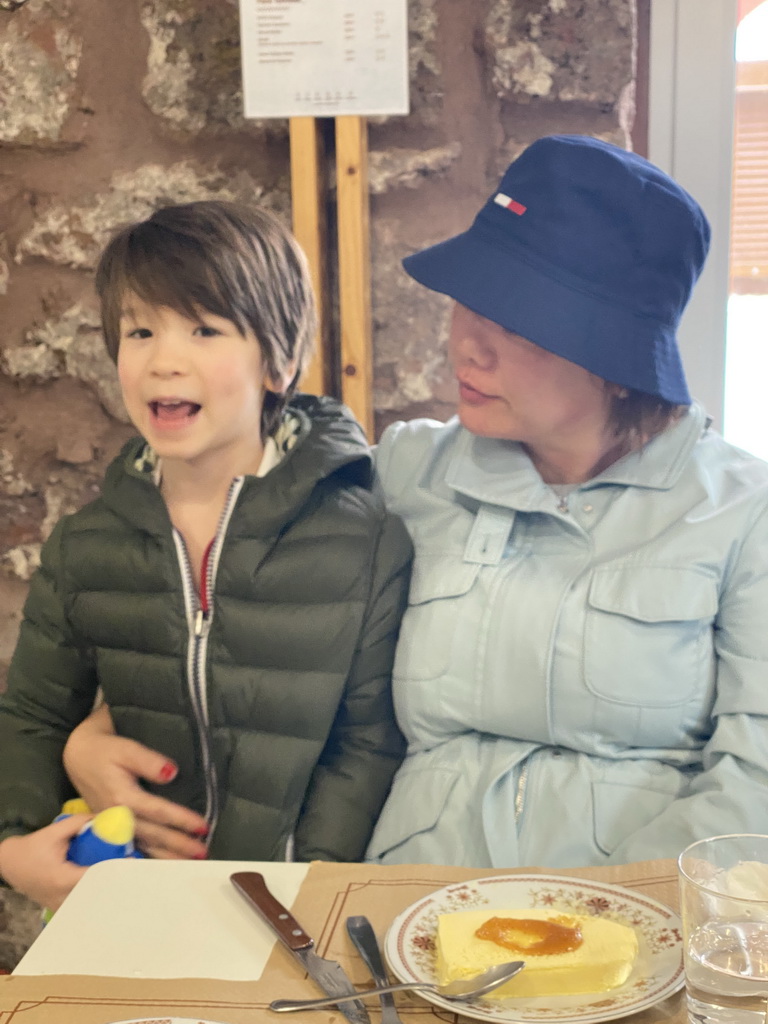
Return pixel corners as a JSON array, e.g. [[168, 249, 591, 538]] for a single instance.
[[194, 608, 208, 636]]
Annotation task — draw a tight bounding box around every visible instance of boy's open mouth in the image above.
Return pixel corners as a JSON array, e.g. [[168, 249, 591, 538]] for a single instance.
[[149, 400, 202, 422]]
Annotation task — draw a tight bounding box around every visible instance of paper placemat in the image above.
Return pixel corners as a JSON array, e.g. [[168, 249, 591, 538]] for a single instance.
[[0, 975, 265, 1023], [0, 859, 685, 1023]]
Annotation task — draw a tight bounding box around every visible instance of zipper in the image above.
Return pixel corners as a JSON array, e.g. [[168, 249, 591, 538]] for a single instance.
[[514, 759, 529, 824], [172, 476, 245, 839]]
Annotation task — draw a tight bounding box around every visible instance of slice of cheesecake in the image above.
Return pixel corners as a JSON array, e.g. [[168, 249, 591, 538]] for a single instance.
[[436, 907, 639, 998]]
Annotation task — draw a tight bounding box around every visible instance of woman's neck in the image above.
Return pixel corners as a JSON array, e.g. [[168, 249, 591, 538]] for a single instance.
[[524, 434, 635, 486]]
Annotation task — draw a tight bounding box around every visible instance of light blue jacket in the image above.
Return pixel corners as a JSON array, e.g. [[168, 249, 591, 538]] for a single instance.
[[366, 403, 768, 868]]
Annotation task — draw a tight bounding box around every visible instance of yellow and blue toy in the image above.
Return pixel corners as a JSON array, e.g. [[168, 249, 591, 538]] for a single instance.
[[43, 801, 142, 922], [65, 804, 141, 866]]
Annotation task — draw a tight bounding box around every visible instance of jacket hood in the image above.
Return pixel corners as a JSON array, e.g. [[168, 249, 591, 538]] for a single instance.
[[100, 393, 373, 536]]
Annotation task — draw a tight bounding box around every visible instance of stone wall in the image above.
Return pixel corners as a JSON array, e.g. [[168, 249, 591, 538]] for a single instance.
[[0, 0, 635, 964]]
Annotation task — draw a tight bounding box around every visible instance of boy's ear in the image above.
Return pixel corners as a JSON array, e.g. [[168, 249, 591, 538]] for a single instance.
[[266, 357, 299, 395]]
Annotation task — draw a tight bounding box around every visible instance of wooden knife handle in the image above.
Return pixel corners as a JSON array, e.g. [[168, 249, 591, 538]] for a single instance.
[[231, 871, 313, 952]]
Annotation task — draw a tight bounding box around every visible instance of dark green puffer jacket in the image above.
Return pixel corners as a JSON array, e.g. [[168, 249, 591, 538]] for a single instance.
[[0, 395, 412, 862]]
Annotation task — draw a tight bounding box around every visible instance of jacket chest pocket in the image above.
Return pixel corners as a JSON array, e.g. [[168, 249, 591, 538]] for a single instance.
[[584, 566, 718, 707], [393, 554, 481, 683]]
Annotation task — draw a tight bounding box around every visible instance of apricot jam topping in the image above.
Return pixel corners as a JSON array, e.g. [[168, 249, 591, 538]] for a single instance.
[[475, 915, 584, 956]]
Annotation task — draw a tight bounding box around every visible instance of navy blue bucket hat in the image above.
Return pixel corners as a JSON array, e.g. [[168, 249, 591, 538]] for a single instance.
[[403, 134, 711, 404]]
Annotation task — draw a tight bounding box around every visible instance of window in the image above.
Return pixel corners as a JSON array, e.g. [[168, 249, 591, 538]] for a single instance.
[[723, 1, 768, 458], [648, 0, 768, 458]]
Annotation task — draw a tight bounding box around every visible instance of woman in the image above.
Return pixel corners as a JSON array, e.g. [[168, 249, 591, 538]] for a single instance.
[[63, 135, 768, 867]]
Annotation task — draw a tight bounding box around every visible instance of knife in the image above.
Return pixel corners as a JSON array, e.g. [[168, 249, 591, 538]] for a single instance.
[[231, 871, 371, 1024]]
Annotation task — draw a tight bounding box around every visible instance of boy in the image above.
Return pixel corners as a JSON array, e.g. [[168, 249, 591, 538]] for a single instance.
[[0, 201, 411, 910]]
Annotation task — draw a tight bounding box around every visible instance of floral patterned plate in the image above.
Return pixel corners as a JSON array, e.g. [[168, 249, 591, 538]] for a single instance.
[[383, 874, 683, 1023], [107, 1018, 231, 1023]]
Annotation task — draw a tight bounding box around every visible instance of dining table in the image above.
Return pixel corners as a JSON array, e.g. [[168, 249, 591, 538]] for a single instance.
[[0, 857, 687, 1024]]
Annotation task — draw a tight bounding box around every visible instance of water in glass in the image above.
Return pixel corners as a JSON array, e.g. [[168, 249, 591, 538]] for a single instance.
[[685, 918, 768, 1022]]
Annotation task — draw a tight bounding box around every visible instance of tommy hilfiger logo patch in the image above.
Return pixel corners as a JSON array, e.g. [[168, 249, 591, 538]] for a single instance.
[[494, 192, 527, 215]]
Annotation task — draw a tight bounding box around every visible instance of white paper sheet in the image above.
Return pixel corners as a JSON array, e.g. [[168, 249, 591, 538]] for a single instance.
[[239, 0, 409, 118], [14, 858, 309, 979]]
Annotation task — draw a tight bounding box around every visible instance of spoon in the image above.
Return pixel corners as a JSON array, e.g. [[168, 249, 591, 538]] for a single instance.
[[269, 960, 526, 1012]]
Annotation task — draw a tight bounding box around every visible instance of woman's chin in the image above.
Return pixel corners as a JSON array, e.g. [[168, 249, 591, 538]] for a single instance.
[[457, 404, 503, 438]]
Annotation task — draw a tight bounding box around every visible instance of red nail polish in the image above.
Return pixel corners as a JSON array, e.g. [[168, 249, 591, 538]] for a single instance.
[[159, 762, 177, 782], [192, 826, 209, 838], [193, 850, 208, 860]]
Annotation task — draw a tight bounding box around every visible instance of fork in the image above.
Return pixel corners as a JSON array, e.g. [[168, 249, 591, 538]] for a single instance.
[[347, 915, 405, 1024]]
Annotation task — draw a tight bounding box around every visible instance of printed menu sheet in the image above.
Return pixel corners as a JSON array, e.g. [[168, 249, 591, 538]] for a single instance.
[[238, 0, 409, 118]]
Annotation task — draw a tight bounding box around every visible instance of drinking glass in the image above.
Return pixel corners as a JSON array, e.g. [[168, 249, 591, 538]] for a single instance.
[[679, 834, 768, 1023]]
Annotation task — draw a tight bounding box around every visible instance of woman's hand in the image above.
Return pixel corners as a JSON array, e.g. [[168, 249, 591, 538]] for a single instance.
[[0, 815, 89, 910], [63, 705, 209, 860]]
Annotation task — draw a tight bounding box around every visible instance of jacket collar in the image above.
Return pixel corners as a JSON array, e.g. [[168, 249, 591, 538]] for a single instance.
[[102, 394, 373, 536], [444, 402, 709, 509]]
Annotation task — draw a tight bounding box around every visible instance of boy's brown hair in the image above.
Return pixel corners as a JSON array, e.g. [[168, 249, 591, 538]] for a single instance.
[[95, 200, 317, 437]]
